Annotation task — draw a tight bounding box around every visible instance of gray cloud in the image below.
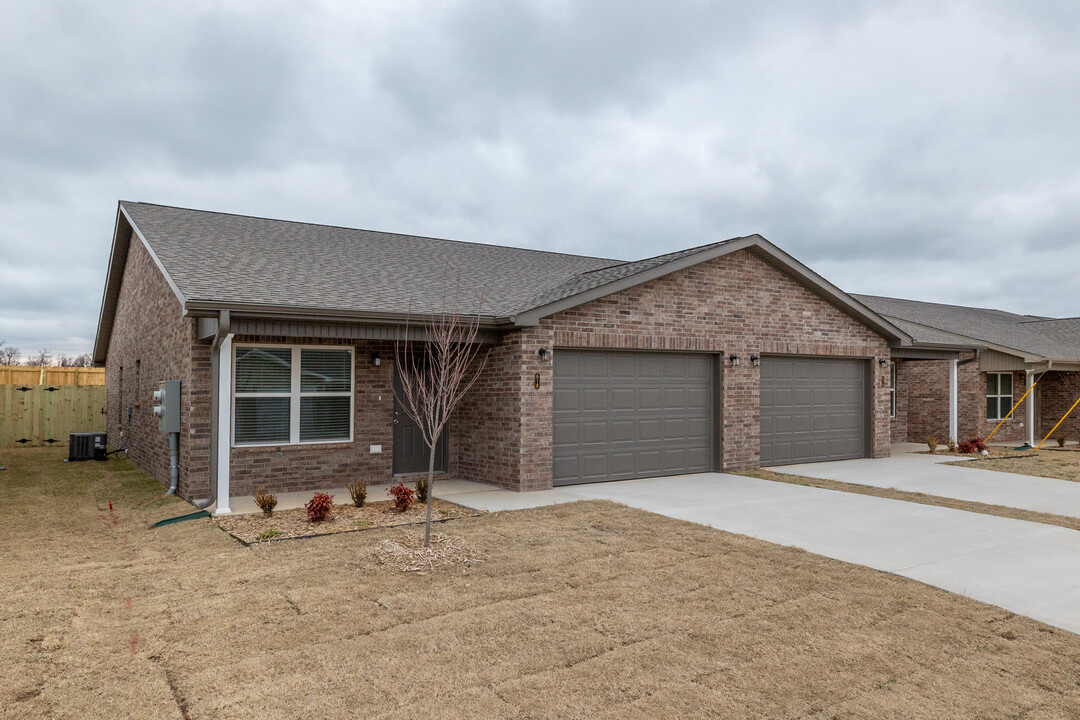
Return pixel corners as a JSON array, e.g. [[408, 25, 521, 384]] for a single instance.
[[1, 0, 1079, 358]]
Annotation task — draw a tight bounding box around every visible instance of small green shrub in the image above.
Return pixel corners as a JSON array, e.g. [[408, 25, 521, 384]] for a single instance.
[[415, 473, 430, 503], [253, 485, 278, 517], [257, 529, 282, 541], [305, 492, 334, 522], [926, 437, 938, 452], [347, 479, 368, 507], [1058, 436, 1067, 448]]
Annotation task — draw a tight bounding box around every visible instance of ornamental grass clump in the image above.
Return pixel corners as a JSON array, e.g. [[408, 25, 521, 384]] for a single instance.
[[305, 492, 334, 523], [414, 473, 430, 503], [347, 479, 368, 508], [1058, 436, 1068, 448], [946, 438, 957, 453], [253, 485, 278, 517], [926, 437, 938, 453]]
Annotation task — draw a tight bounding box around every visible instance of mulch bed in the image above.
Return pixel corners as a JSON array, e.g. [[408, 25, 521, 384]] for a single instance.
[[215, 499, 485, 544], [371, 532, 488, 573], [920, 447, 1036, 460]]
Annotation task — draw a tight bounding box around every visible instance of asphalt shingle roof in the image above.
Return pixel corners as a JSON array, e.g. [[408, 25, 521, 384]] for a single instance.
[[513, 236, 750, 314], [854, 294, 1080, 361], [122, 202, 621, 318]]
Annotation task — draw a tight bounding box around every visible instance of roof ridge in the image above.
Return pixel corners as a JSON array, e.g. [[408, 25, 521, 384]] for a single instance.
[[1019, 316, 1075, 324], [120, 200, 625, 264], [853, 292, 1036, 319]]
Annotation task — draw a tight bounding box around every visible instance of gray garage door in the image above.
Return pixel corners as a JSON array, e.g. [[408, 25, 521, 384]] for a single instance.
[[759, 356, 868, 466], [553, 350, 712, 486]]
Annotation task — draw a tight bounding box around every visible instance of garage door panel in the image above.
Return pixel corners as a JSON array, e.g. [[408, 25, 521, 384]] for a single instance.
[[553, 350, 713, 485], [553, 388, 579, 411], [760, 356, 867, 467], [553, 421, 579, 446], [611, 388, 636, 410]]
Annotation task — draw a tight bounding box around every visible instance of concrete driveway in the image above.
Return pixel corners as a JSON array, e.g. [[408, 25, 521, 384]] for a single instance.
[[770, 450, 1080, 518], [438, 474, 1080, 634]]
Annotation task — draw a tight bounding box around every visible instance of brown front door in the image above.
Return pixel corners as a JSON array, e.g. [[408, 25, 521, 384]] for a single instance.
[[392, 368, 447, 475]]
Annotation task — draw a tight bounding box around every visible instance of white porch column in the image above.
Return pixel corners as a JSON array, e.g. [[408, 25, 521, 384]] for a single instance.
[[1026, 369, 1036, 447], [948, 358, 958, 443], [215, 334, 234, 514]]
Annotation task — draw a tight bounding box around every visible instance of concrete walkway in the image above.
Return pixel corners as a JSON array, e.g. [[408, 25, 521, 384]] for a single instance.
[[436, 474, 1080, 635], [769, 450, 1080, 519]]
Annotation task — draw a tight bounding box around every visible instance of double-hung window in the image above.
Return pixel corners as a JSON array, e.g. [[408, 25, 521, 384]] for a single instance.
[[986, 372, 1013, 421], [233, 346, 353, 446]]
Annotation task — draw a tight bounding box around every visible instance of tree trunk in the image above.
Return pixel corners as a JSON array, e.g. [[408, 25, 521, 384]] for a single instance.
[[424, 444, 436, 547]]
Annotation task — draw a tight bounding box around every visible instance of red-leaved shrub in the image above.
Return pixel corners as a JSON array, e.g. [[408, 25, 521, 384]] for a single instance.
[[957, 437, 987, 454], [388, 483, 416, 512], [305, 492, 334, 522]]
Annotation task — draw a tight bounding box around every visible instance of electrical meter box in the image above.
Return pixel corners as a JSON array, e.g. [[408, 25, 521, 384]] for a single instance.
[[152, 380, 181, 433]]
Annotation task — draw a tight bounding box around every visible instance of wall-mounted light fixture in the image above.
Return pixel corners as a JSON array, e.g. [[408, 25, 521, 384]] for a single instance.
[[878, 358, 888, 367], [750, 354, 760, 366], [371, 352, 382, 366], [538, 347, 550, 362], [728, 354, 740, 367]]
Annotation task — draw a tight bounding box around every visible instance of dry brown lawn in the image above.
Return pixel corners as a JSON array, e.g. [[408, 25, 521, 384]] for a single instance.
[[947, 448, 1080, 483], [4, 448, 1080, 719]]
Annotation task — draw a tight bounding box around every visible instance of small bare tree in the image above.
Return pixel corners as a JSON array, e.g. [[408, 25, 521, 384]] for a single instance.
[[0, 339, 19, 366], [394, 272, 489, 547], [27, 348, 52, 367]]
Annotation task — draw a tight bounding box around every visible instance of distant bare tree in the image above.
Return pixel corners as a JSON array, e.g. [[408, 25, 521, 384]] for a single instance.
[[0, 339, 19, 366], [394, 272, 490, 547], [58, 353, 92, 367], [27, 349, 52, 367]]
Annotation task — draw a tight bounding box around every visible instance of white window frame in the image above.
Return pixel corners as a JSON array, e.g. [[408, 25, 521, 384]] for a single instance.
[[232, 344, 354, 447], [986, 371, 1013, 422], [889, 361, 896, 419]]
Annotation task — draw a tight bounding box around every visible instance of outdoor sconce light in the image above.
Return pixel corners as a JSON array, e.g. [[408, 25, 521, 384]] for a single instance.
[[878, 358, 887, 367], [371, 352, 382, 366], [538, 348, 550, 362], [728, 354, 740, 366], [750, 354, 760, 366]]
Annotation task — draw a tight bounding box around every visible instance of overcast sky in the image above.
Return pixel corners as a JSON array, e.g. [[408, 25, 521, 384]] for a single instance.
[[2, 1, 1079, 358]]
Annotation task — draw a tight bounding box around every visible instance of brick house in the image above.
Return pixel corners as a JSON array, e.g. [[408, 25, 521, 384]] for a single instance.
[[854, 296, 1080, 447], [92, 202, 1074, 513]]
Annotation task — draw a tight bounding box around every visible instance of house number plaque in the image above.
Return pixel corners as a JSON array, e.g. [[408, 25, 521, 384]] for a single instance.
[[534, 373, 541, 389]]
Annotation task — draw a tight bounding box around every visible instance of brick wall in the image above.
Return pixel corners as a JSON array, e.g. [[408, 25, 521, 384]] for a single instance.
[[1039, 371, 1080, 443], [105, 232, 194, 493], [226, 338, 395, 498], [451, 327, 554, 490], [455, 248, 892, 488], [900, 358, 1026, 443]]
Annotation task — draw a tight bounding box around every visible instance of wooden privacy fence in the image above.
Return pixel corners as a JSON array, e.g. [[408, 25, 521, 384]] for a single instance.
[[0, 365, 105, 385], [0, 384, 107, 448]]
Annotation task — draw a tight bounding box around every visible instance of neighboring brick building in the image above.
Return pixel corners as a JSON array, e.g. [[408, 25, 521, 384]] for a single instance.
[[93, 202, 1077, 512], [856, 296, 1080, 447]]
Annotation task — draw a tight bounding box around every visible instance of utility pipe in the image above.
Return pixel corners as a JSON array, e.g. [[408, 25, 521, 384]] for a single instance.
[[166, 432, 179, 495]]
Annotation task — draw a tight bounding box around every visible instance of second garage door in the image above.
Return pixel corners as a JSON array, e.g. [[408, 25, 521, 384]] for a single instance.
[[553, 350, 713, 486], [759, 356, 868, 466]]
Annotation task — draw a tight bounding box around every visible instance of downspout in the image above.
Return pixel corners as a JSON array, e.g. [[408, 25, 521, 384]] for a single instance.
[[195, 311, 231, 510], [947, 350, 980, 443]]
